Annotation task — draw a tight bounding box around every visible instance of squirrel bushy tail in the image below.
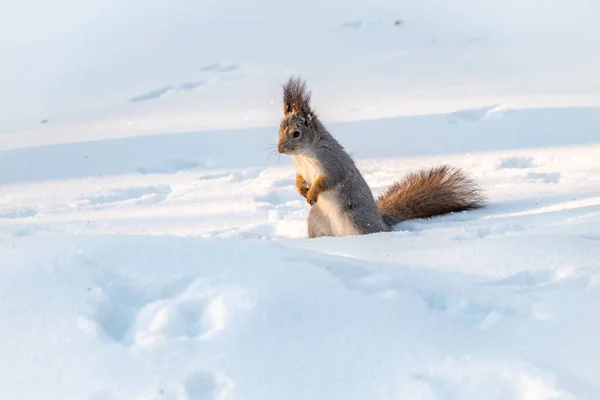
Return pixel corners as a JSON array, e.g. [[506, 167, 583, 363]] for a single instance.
[[376, 165, 484, 227]]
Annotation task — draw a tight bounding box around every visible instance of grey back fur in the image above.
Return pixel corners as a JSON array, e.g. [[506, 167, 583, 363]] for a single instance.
[[302, 128, 390, 237]]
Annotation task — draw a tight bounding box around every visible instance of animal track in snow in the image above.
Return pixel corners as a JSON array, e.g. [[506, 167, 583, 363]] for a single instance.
[[487, 270, 555, 290], [199, 62, 239, 73], [89, 390, 117, 400], [130, 86, 173, 103], [81, 271, 256, 348], [526, 172, 561, 184], [136, 159, 202, 174], [72, 185, 172, 209], [142, 370, 234, 400], [130, 281, 256, 348], [182, 370, 233, 400], [197, 169, 262, 183], [132, 294, 225, 346], [341, 19, 383, 29], [486, 266, 579, 290], [253, 178, 300, 206], [254, 187, 299, 206], [128, 62, 241, 103], [79, 272, 192, 344], [409, 358, 574, 399], [223, 218, 306, 240], [130, 81, 207, 103], [452, 223, 526, 241], [447, 104, 512, 123], [182, 371, 220, 400], [495, 156, 535, 169], [0, 207, 38, 219]]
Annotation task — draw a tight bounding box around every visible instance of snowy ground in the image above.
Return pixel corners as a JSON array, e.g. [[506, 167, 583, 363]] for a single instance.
[[2, 0, 600, 399]]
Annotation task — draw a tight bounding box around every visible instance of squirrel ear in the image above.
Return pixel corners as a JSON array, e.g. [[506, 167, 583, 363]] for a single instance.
[[283, 99, 293, 115], [282, 76, 313, 118]]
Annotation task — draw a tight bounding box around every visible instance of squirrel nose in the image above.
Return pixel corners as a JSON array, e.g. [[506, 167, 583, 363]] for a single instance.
[[277, 142, 285, 153]]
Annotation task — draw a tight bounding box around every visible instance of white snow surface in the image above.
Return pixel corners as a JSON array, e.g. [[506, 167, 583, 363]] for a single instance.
[[1, 1, 600, 399]]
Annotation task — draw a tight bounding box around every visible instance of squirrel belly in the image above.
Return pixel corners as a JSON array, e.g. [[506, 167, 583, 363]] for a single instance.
[[308, 190, 362, 238]]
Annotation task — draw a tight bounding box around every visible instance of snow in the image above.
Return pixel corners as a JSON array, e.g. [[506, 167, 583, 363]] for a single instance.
[[1, 0, 600, 399]]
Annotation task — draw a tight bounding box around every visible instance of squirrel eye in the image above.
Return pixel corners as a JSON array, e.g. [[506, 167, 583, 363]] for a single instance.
[[292, 131, 301, 138]]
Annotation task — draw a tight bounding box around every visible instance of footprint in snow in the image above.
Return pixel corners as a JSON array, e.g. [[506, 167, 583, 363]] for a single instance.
[[144, 370, 233, 400], [136, 159, 202, 174], [128, 62, 240, 103], [525, 172, 561, 184], [0, 207, 38, 219], [197, 169, 262, 183], [452, 223, 526, 241], [341, 19, 383, 29], [199, 62, 239, 73], [80, 271, 256, 348], [78, 272, 191, 344], [253, 177, 300, 207], [447, 105, 512, 123], [182, 370, 232, 400], [495, 156, 535, 170], [71, 185, 172, 209]]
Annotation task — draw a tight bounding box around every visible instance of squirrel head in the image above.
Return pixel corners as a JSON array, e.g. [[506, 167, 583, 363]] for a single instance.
[[278, 76, 319, 155]]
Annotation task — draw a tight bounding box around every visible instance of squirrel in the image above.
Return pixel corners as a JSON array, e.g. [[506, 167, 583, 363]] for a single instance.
[[277, 77, 485, 238]]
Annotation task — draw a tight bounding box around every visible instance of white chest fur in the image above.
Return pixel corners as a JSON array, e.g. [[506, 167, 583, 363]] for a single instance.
[[292, 155, 359, 236], [291, 154, 322, 185]]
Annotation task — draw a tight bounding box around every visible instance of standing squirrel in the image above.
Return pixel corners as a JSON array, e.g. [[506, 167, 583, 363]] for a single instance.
[[277, 77, 485, 238]]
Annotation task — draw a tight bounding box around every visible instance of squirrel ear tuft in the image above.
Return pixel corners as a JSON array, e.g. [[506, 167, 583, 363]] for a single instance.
[[282, 76, 313, 118]]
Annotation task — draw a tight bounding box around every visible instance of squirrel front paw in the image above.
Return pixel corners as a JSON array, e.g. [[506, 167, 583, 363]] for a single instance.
[[306, 176, 328, 206], [298, 186, 309, 198], [306, 189, 318, 205], [296, 174, 309, 198]]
